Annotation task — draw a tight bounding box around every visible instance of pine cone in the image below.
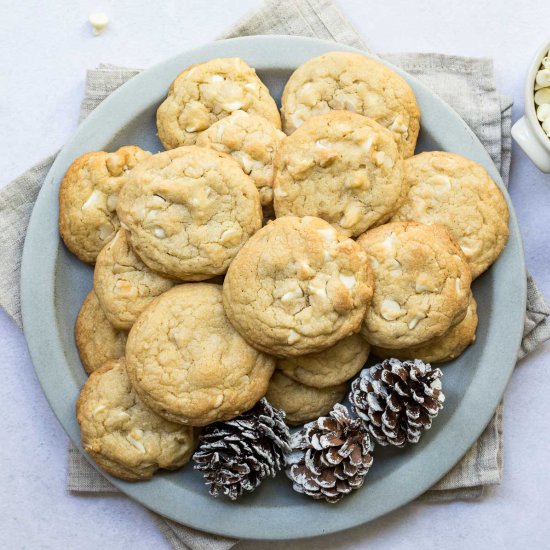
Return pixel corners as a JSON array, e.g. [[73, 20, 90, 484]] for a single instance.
[[349, 358, 444, 447], [287, 404, 373, 503], [193, 398, 291, 500]]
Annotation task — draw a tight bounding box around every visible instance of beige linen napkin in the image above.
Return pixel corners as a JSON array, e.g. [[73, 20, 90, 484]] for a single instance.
[[1, 0, 549, 548]]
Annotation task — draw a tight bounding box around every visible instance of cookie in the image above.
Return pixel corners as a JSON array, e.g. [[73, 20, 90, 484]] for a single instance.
[[372, 292, 478, 363], [265, 370, 347, 426], [273, 111, 404, 237], [125, 284, 275, 426], [357, 221, 472, 349], [196, 110, 286, 207], [281, 51, 420, 157], [389, 152, 510, 279], [222, 216, 374, 357], [59, 146, 151, 264], [277, 333, 369, 388], [93, 229, 175, 330], [157, 57, 281, 149], [75, 291, 127, 375], [116, 146, 262, 281], [77, 359, 196, 481]]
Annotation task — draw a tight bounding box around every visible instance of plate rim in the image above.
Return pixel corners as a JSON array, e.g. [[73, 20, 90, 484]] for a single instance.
[[21, 34, 527, 540]]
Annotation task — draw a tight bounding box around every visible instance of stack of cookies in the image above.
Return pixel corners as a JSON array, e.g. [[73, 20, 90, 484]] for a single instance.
[[58, 51, 510, 484]]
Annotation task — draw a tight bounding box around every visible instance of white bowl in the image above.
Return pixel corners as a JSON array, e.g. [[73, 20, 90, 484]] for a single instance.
[[511, 38, 550, 172]]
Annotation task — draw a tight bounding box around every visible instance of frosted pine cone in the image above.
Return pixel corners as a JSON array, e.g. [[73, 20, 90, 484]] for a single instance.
[[287, 404, 373, 503], [193, 398, 291, 500], [349, 358, 444, 447]]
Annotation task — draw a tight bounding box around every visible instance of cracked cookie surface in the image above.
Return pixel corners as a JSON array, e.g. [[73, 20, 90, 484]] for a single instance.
[[265, 370, 347, 426], [390, 151, 509, 279], [75, 291, 127, 374], [116, 146, 262, 281], [77, 359, 196, 481], [125, 284, 275, 426], [372, 292, 478, 363], [281, 51, 420, 157], [59, 146, 151, 264], [157, 57, 281, 149], [196, 110, 285, 208], [277, 333, 369, 388], [357, 221, 472, 349], [222, 216, 374, 357], [273, 111, 404, 236], [93, 229, 175, 330]]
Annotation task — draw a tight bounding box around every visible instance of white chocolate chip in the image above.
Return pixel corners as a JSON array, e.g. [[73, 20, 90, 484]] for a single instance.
[[130, 428, 144, 440], [89, 12, 109, 36], [185, 126, 197, 133], [339, 204, 363, 229], [220, 228, 241, 246], [428, 174, 452, 194], [380, 233, 399, 255], [281, 287, 304, 303], [222, 101, 243, 111], [98, 224, 114, 241], [308, 278, 328, 298], [274, 186, 288, 198], [323, 249, 334, 262], [535, 69, 550, 87], [214, 394, 224, 407], [153, 227, 166, 239], [317, 228, 337, 242], [215, 124, 225, 141], [415, 273, 436, 293], [82, 189, 104, 211], [534, 88, 550, 106], [244, 82, 259, 93], [362, 136, 374, 153], [211, 74, 224, 83], [380, 299, 405, 321], [389, 115, 408, 134], [408, 312, 427, 330], [93, 404, 106, 415], [106, 194, 118, 212], [126, 434, 146, 453], [287, 329, 300, 344], [387, 258, 402, 277], [543, 56, 550, 69], [455, 278, 461, 293], [339, 273, 356, 289]]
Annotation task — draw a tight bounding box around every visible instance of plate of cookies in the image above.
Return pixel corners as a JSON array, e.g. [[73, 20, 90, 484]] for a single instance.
[[21, 35, 526, 539]]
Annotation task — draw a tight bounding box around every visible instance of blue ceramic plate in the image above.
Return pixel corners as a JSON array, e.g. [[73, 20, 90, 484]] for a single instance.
[[21, 35, 526, 540]]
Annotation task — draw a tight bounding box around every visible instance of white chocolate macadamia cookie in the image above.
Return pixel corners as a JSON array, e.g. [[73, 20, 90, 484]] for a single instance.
[[196, 110, 286, 207], [93, 229, 175, 330], [75, 291, 127, 375], [125, 284, 275, 426], [222, 216, 374, 357], [281, 51, 420, 157], [116, 146, 262, 281], [390, 152, 509, 279], [273, 111, 404, 236], [372, 292, 478, 363], [59, 146, 151, 263], [157, 57, 281, 149], [277, 333, 369, 388], [77, 359, 196, 481], [357, 221, 472, 349], [266, 370, 347, 426]]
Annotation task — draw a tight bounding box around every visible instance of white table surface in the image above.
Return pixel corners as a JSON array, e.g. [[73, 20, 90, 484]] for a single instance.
[[1, 1, 549, 548]]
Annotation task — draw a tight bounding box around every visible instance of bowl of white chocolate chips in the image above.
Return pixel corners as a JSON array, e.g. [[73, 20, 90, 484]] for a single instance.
[[512, 39, 550, 172]]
